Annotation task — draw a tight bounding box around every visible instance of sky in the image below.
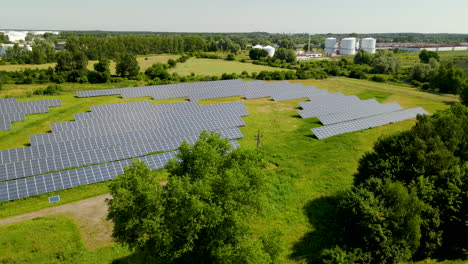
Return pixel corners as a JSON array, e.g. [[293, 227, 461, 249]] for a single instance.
[[1, 0, 467, 33]]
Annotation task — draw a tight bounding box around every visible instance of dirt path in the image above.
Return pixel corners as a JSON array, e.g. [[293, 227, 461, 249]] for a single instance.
[[0, 193, 113, 250]]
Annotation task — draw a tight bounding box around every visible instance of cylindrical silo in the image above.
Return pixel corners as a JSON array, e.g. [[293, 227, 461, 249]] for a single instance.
[[361, 38, 376, 54], [324, 38, 338, 54], [340, 38, 356, 55], [263, 45, 275, 57]]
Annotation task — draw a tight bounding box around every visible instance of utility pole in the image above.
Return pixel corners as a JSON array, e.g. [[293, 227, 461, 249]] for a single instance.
[[308, 34, 311, 53], [255, 130, 263, 154]]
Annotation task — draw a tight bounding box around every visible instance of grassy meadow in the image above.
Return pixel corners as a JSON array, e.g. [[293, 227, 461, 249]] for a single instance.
[[395, 50, 468, 73], [168, 58, 289, 76], [0, 76, 462, 263]]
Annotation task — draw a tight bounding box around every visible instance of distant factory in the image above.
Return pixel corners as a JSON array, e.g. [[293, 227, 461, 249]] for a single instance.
[[325, 37, 376, 56]]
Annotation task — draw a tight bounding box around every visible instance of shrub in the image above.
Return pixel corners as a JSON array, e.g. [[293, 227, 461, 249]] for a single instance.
[[370, 75, 387, 82], [33, 84, 63, 95]]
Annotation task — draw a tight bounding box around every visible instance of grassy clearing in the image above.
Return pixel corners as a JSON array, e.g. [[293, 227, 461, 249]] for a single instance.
[[0, 216, 133, 264], [169, 58, 288, 76], [0, 77, 459, 262], [395, 50, 468, 73], [0, 54, 179, 74]]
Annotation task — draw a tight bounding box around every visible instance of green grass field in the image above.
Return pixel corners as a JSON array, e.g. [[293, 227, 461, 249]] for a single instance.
[[395, 50, 468, 73], [169, 58, 288, 76], [0, 54, 179, 74], [0, 77, 462, 263]]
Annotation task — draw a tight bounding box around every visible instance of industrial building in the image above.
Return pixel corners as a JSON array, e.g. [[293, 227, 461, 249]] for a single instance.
[[324, 37, 376, 56]]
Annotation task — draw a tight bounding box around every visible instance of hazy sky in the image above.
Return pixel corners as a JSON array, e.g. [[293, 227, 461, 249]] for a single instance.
[[1, 0, 467, 33]]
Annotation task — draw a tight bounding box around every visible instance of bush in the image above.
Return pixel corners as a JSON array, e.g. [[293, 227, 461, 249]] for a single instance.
[[370, 75, 387, 82], [33, 84, 63, 95], [411, 79, 422, 87], [225, 54, 235, 61]]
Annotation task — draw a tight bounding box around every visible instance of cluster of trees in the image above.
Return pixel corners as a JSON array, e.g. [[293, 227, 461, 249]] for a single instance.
[[318, 104, 468, 263], [107, 132, 283, 263], [0, 43, 56, 64], [410, 50, 467, 94], [249, 47, 297, 63], [354, 49, 401, 74]]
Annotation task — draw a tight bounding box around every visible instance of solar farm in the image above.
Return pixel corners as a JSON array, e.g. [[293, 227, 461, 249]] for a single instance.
[[0, 79, 428, 202]]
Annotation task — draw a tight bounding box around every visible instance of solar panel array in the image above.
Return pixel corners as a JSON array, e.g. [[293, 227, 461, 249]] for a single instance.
[[0, 99, 61, 131], [77, 79, 326, 102], [0, 98, 247, 201], [298, 92, 428, 139], [0, 140, 240, 202]]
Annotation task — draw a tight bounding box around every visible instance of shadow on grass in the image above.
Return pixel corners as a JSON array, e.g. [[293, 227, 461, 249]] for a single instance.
[[290, 194, 344, 263], [111, 252, 146, 264]]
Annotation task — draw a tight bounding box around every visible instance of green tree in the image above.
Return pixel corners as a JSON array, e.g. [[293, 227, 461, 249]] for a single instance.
[[249, 49, 269, 60], [274, 48, 296, 63], [55, 51, 74, 73], [372, 50, 400, 74], [31, 46, 46, 64], [419, 49, 440, 63], [107, 132, 275, 263], [353, 50, 373, 65], [88, 57, 111, 83], [115, 53, 140, 77], [144, 63, 171, 80], [431, 62, 465, 94]]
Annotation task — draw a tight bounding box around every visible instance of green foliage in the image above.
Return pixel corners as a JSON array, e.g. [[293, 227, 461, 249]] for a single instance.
[[372, 50, 400, 74], [354, 50, 374, 65], [431, 62, 466, 94], [33, 84, 63, 95], [144, 63, 171, 80], [249, 49, 269, 60], [107, 132, 273, 263], [167, 58, 177, 68], [350, 104, 468, 260], [115, 53, 140, 77], [225, 53, 235, 61], [419, 49, 440, 63], [370, 75, 387, 82], [88, 58, 111, 83], [273, 48, 296, 63]]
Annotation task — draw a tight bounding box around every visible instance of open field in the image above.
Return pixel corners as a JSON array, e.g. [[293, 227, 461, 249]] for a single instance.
[[169, 58, 289, 76], [0, 54, 180, 74], [0, 77, 462, 263], [395, 50, 468, 73]]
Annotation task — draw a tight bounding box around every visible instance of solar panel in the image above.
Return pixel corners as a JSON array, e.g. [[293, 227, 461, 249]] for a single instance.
[[312, 107, 429, 139]]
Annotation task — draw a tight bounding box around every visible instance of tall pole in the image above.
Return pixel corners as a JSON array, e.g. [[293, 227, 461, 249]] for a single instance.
[[255, 130, 263, 154], [308, 34, 311, 53]]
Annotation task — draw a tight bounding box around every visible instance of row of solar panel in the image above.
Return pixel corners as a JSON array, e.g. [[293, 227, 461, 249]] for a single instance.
[[0, 99, 62, 131], [312, 108, 429, 139], [77, 79, 323, 102], [0, 140, 240, 202], [0, 101, 246, 169], [296, 92, 428, 138], [0, 127, 243, 181]]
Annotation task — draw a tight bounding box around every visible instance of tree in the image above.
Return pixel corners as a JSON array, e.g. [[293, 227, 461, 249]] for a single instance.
[[55, 51, 74, 73], [419, 49, 440, 63], [431, 62, 465, 94], [249, 49, 268, 60], [115, 53, 140, 77], [31, 46, 46, 64], [372, 50, 400, 74], [88, 57, 111, 83], [353, 50, 374, 65], [274, 48, 296, 63], [144, 63, 171, 80], [107, 132, 275, 263]]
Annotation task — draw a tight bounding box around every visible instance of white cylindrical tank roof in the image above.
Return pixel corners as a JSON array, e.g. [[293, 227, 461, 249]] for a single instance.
[[263, 45, 275, 57], [324, 38, 338, 53], [361, 38, 376, 54], [340, 38, 357, 55], [253, 44, 263, 49]]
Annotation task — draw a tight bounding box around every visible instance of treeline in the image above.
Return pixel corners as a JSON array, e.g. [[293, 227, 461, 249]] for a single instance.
[[313, 104, 468, 263]]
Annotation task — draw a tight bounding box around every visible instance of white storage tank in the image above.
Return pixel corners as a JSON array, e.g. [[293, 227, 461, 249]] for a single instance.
[[324, 38, 338, 54], [252, 44, 264, 49], [361, 38, 376, 54], [340, 38, 357, 55], [263, 45, 275, 57]]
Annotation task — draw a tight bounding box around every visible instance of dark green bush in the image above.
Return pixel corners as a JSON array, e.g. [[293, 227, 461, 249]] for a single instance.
[[33, 84, 63, 95]]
